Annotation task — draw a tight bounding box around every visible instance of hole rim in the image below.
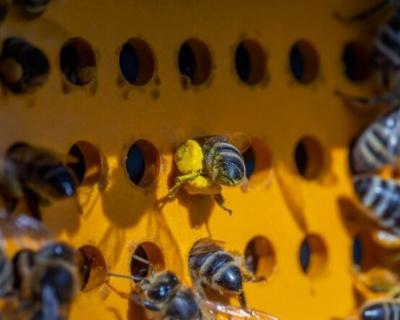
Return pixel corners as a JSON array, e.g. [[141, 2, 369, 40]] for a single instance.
[[124, 139, 160, 188], [244, 235, 276, 280], [130, 241, 165, 282], [234, 39, 266, 85], [293, 135, 325, 180], [342, 40, 372, 83], [119, 38, 155, 86], [298, 233, 328, 277], [289, 39, 320, 84], [77, 245, 107, 291], [60, 37, 96, 86], [178, 38, 212, 86]]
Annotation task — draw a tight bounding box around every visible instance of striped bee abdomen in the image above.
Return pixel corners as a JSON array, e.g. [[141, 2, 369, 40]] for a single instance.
[[375, 9, 400, 67], [361, 301, 400, 320], [204, 141, 246, 187], [353, 175, 400, 234], [350, 106, 400, 174], [164, 289, 201, 320], [189, 241, 243, 294]]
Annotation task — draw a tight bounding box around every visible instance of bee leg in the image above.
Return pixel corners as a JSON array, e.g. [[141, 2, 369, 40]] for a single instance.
[[130, 292, 160, 312], [334, 0, 390, 22], [23, 188, 42, 220], [233, 255, 264, 282], [334, 89, 399, 107], [168, 171, 201, 198], [238, 291, 247, 309], [213, 193, 232, 215]]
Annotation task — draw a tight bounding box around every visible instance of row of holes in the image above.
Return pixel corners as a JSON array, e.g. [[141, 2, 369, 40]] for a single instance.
[[64, 135, 325, 189], [42, 37, 369, 88], [77, 234, 331, 292]]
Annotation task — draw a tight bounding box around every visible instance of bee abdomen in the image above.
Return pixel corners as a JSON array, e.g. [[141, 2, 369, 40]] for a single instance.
[[375, 10, 400, 67], [350, 107, 400, 174], [361, 301, 400, 320], [353, 176, 400, 233], [164, 289, 201, 320]]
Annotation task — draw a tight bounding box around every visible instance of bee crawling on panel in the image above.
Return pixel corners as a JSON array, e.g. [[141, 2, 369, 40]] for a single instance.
[[167, 134, 249, 214], [0, 143, 77, 219], [107, 254, 277, 320], [349, 106, 400, 175], [334, 0, 400, 108], [189, 238, 262, 308], [0, 37, 50, 94]]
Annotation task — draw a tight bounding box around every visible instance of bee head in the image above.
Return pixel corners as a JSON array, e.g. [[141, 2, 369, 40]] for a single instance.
[[36, 242, 76, 264], [147, 271, 179, 303], [37, 165, 77, 199]]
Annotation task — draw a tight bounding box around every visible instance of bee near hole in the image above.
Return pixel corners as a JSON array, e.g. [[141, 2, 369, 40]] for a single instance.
[[0, 37, 50, 93], [66, 141, 105, 186], [125, 139, 160, 187], [77, 245, 107, 291], [244, 236, 276, 280], [60, 37, 96, 86], [289, 39, 319, 84], [178, 38, 212, 86], [299, 234, 328, 277], [119, 38, 155, 85], [234, 39, 266, 85], [342, 41, 372, 83], [294, 136, 324, 180], [130, 242, 165, 282]]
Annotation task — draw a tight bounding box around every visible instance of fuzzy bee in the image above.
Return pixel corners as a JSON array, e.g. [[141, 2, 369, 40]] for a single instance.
[[13, 0, 51, 18], [335, 0, 400, 107], [189, 239, 260, 308], [108, 255, 277, 320], [168, 135, 248, 214], [0, 37, 49, 93], [358, 301, 400, 320], [350, 106, 400, 174], [353, 175, 400, 236], [0, 143, 77, 218]]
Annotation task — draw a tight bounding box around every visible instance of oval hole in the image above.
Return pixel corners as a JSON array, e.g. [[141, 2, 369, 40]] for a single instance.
[[60, 37, 96, 86], [119, 38, 155, 85], [289, 40, 319, 83], [244, 236, 276, 279], [125, 139, 160, 187], [235, 39, 266, 85], [130, 242, 165, 282], [67, 141, 104, 186], [294, 136, 324, 180], [342, 41, 371, 82], [299, 234, 328, 277], [77, 245, 107, 291], [178, 38, 212, 85]]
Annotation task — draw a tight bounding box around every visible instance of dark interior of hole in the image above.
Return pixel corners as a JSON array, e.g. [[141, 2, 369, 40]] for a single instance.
[[67, 145, 85, 185], [78, 249, 92, 289], [125, 144, 146, 185], [342, 44, 368, 82], [244, 241, 259, 274], [179, 42, 196, 81], [299, 239, 311, 273], [235, 43, 251, 83], [0, 1, 7, 22], [295, 142, 308, 177], [242, 146, 255, 179], [130, 245, 149, 282], [119, 43, 139, 84], [290, 45, 305, 82], [352, 236, 363, 268]]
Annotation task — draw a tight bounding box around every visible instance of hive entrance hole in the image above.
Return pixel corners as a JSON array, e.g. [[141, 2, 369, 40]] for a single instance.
[[299, 234, 328, 277], [289, 40, 319, 83], [342, 41, 371, 82], [235, 40, 266, 85], [130, 242, 164, 282], [77, 245, 107, 291], [294, 136, 324, 180], [244, 236, 276, 279]]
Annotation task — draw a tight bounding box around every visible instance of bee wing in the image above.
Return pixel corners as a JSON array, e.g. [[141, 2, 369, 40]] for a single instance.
[[226, 133, 252, 153], [274, 162, 308, 233], [201, 300, 279, 320]]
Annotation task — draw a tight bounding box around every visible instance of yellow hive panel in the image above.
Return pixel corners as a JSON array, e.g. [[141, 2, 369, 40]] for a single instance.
[[0, 0, 392, 319]]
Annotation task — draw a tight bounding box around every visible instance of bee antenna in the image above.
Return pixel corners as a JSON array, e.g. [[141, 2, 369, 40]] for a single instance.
[[132, 254, 153, 266], [107, 272, 144, 282]]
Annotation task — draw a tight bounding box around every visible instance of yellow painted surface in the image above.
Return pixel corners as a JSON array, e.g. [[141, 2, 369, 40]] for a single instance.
[[0, 0, 392, 319]]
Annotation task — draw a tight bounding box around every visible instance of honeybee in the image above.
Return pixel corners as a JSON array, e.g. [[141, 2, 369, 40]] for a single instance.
[[167, 135, 248, 214], [357, 300, 400, 320], [0, 37, 49, 93], [334, 1, 400, 108], [13, 0, 50, 18], [353, 175, 400, 237], [189, 239, 260, 308], [108, 255, 277, 320], [0, 143, 77, 218], [350, 106, 400, 174]]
